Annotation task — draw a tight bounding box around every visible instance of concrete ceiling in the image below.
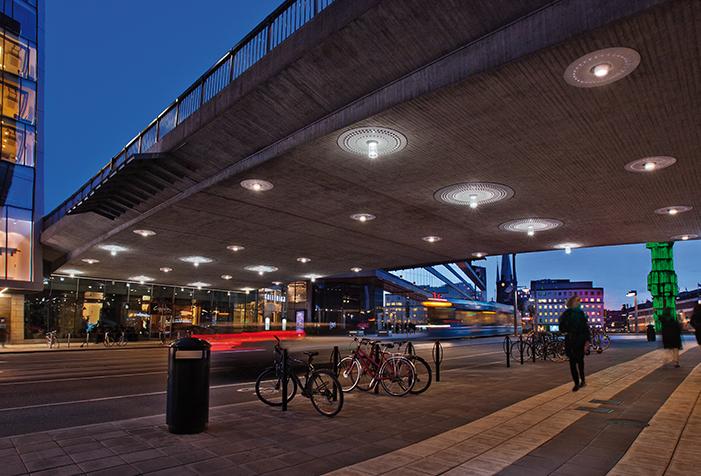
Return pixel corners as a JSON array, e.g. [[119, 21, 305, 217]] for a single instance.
[[42, 0, 700, 291]]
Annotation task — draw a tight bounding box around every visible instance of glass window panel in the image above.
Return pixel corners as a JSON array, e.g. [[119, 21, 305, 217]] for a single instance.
[[18, 77, 34, 122], [2, 32, 36, 80], [3, 162, 33, 208], [2, 73, 20, 119], [13, 0, 36, 42], [4, 205, 31, 281]]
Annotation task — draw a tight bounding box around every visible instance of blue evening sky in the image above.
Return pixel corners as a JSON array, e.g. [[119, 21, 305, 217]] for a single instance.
[[44, 1, 701, 309]]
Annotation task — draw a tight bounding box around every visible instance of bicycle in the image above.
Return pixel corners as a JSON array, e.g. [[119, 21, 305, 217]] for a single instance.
[[104, 331, 127, 347], [395, 340, 432, 394], [45, 330, 59, 349], [255, 336, 343, 417], [590, 328, 610, 353], [337, 338, 416, 396]]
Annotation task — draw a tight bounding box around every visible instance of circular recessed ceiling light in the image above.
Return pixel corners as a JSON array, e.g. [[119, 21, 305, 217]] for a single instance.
[[500, 218, 563, 235], [240, 179, 273, 192], [472, 252, 486, 259], [337, 127, 407, 159], [556, 243, 580, 254], [350, 267, 363, 273], [297, 257, 311, 263], [422, 235, 442, 243], [60, 269, 83, 277], [434, 182, 514, 209], [564, 47, 641, 88], [99, 244, 128, 256], [133, 229, 156, 237], [671, 234, 697, 241], [272, 281, 282, 286], [81, 258, 99, 264], [244, 265, 278, 275], [179, 256, 213, 267], [624, 156, 676, 173], [305, 274, 321, 282], [221, 274, 233, 280], [655, 206, 692, 216], [188, 282, 211, 289], [160, 267, 173, 273], [227, 245, 245, 252], [350, 213, 376, 222], [129, 275, 154, 283]]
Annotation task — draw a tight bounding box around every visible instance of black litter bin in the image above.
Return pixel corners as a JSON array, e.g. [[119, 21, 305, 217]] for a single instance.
[[646, 324, 657, 342], [166, 337, 211, 434]]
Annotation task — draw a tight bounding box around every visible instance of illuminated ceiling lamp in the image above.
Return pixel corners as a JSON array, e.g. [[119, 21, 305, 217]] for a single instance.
[[655, 206, 692, 216], [129, 275, 154, 284], [81, 258, 99, 264], [133, 229, 156, 237], [240, 179, 273, 192], [337, 127, 407, 160], [422, 235, 442, 243], [434, 182, 514, 210], [563, 47, 640, 88], [624, 156, 676, 173], [670, 234, 697, 241], [350, 267, 362, 273], [556, 243, 580, 255], [99, 244, 128, 256], [179, 256, 213, 267], [227, 245, 245, 252], [244, 265, 279, 276], [499, 218, 563, 237], [160, 267, 173, 273], [297, 257, 311, 264], [59, 269, 84, 278], [350, 213, 376, 223], [188, 281, 211, 290]]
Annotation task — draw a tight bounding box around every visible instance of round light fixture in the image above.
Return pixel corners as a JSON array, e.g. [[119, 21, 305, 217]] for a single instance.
[[272, 281, 282, 286], [188, 282, 210, 289], [297, 257, 311, 263], [81, 258, 99, 265], [160, 267, 173, 273], [624, 156, 676, 173], [221, 274, 233, 280], [350, 213, 376, 222], [563, 47, 640, 88], [350, 267, 362, 273], [227, 245, 245, 252], [434, 182, 514, 209], [337, 127, 407, 159], [499, 218, 563, 235], [60, 269, 83, 277], [244, 265, 278, 275], [240, 179, 273, 192], [99, 244, 128, 256], [556, 243, 580, 255], [654, 206, 692, 216], [422, 235, 442, 243], [472, 252, 486, 259], [671, 234, 697, 241], [129, 275, 154, 284], [133, 229, 156, 237], [179, 256, 213, 267], [305, 274, 321, 282]]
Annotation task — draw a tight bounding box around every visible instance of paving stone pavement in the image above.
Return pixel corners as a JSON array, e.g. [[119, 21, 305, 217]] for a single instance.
[[0, 341, 691, 475]]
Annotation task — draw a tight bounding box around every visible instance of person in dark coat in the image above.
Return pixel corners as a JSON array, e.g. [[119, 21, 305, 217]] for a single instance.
[[691, 303, 701, 346], [559, 295, 591, 392], [660, 317, 682, 367]]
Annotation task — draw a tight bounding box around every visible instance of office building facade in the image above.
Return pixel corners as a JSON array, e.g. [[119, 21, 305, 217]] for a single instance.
[[531, 279, 605, 330], [0, 0, 42, 343]]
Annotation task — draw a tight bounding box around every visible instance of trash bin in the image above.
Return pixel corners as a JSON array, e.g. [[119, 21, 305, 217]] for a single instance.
[[646, 324, 656, 342], [166, 337, 211, 434]]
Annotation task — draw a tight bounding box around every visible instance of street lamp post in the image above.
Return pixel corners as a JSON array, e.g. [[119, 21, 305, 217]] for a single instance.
[[626, 290, 638, 334]]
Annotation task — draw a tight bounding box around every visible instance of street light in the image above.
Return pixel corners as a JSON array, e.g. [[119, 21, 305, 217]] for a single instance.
[[626, 290, 638, 334]]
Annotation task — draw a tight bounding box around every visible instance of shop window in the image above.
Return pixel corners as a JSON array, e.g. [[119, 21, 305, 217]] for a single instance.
[[2, 205, 31, 281]]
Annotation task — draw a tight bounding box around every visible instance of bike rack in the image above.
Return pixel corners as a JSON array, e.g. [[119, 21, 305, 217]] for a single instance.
[[406, 341, 416, 356], [432, 340, 443, 382], [373, 343, 382, 394], [331, 346, 340, 402], [504, 335, 511, 368]]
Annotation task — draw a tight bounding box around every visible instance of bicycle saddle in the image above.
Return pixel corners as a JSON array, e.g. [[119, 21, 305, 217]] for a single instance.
[[303, 351, 319, 357]]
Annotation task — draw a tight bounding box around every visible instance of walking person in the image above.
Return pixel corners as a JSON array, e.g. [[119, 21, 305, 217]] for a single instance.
[[660, 317, 682, 367], [691, 303, 701, 346], [559, 295, 591, 392]]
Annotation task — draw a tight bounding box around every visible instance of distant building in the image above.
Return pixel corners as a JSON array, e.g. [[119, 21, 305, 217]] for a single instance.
[[625, 288, 701, 332], [605, 308, 628, 332], [496, 255, 515, 305], [384, 294, 426, 324], [531, 279, 605, 329]]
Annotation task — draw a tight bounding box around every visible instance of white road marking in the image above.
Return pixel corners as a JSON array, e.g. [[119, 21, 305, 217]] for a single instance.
[[0, 370, 166, 386]]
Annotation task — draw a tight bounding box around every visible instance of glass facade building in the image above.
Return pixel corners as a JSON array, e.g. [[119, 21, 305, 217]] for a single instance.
[[0, 0, 42, 345]]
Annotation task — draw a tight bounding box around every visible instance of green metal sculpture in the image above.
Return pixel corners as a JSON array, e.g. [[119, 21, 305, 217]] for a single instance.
[[646, 242, 678, 330]]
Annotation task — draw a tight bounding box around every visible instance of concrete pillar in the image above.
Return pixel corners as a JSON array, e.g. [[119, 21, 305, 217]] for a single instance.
[[9, 294, 25, 343]]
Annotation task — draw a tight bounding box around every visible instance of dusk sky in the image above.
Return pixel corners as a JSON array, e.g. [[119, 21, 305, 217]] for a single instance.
[[45, 1, 701, 309]]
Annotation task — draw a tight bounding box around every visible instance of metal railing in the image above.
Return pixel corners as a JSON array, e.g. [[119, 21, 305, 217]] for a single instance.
[[43, 0, 335, 229]]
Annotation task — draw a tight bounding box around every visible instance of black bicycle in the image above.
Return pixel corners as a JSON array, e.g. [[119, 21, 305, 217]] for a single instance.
[[255, 336, 344, 417]]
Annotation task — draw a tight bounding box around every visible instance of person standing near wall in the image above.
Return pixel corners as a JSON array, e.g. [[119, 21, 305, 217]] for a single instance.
[[559, 296, 591, 392]]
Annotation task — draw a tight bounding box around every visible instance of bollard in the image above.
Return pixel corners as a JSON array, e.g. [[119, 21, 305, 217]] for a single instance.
[[532, 337, 536, 363], [373, 343, 381, 394], [67, 333, 71, 348], [504, 335, 511, 368], [432, 340, 443, 382], [166, 337, 211, 433], [282, 348, 289, 412], [519, 334, 525, 365], [332, 346, 340, 401], [406, 341, 415, 356]]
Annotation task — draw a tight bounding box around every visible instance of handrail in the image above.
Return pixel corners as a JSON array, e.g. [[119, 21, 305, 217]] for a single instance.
[[43, 0, 335, 229]]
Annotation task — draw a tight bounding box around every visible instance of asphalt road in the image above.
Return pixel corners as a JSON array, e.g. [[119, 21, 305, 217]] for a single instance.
[[0, 335, 653, 437]]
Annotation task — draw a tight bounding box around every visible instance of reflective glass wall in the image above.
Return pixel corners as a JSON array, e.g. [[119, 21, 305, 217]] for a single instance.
[[0, 0, 38, 284], [24, 276, 252, 340]]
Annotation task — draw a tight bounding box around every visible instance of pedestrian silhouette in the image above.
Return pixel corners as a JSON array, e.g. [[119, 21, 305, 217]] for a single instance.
[[559, 295, 591, 392]]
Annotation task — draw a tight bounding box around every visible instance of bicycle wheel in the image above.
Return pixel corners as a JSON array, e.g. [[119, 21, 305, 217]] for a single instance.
[[409, 356, 432, 394], [255, 367, 297, 406], [379, 356, 415, 397], [337, 357, 361, 392], [307, 369, 344, 417], [601, 335, 610, 350], [356, 358, 376, 392]]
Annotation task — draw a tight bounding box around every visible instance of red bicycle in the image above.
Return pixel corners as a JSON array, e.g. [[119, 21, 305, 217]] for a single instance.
[[337, 338, 415, 396]]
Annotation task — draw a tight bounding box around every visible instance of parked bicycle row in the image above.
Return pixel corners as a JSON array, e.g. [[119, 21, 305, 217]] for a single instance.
[[255, 336, 442, 418], [503, 328, 612, 366], [45, 330, 128, 348]]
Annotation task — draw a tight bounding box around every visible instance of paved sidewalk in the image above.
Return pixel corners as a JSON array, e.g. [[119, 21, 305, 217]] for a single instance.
[[0, 341, 166, 354], [1, 341, 697, 475]]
